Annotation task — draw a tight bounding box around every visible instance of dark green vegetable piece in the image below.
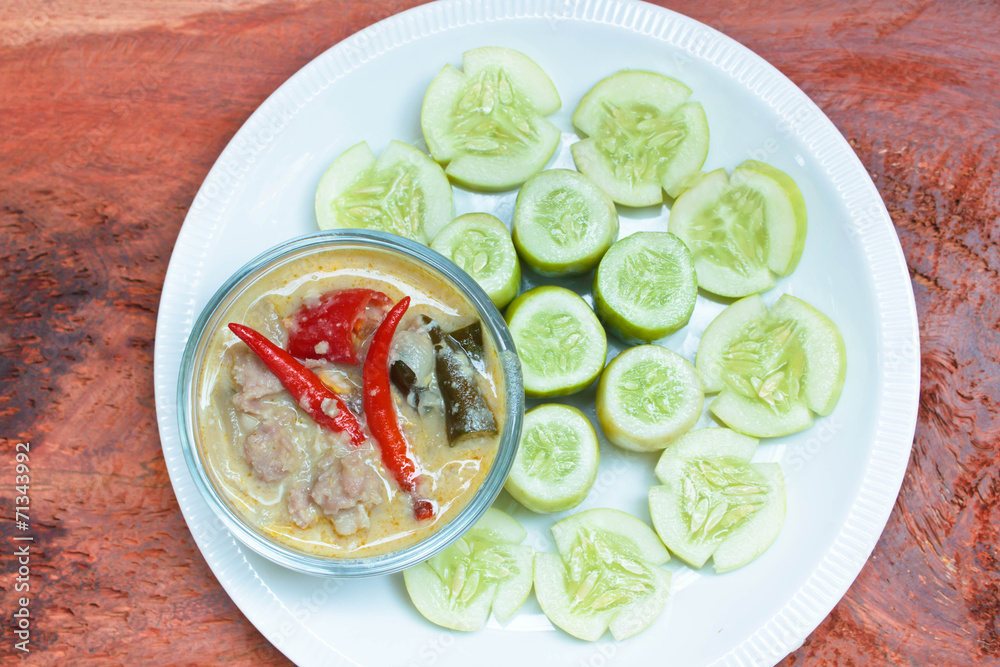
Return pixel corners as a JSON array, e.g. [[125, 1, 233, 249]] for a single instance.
[[390, 360, 420, 405], [448, 322, 484, 364], [427, 321, 498, 446]]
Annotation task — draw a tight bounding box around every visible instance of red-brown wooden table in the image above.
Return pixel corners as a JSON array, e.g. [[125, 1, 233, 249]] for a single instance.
[[1, 1, 997, 664]]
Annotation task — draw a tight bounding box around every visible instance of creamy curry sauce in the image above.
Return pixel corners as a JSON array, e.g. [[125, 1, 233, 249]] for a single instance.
[[196, 247, 503, 559]]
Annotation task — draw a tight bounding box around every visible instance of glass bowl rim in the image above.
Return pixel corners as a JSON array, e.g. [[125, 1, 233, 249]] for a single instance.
[[177, 229, 524, 578]]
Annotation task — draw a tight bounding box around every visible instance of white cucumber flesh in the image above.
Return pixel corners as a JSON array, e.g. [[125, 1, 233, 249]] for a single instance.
[[421, 47, 561, 191], [571, 71, 708, 206], [535, 509, 671, 641], [403, 508, 533, 630], [648, 427, 784, 572], [768, 294, 847, 416]]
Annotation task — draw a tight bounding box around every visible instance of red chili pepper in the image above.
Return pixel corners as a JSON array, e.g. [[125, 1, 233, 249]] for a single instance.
[[286, 289, 393, 365], [228, 323, 367, 446], [362, 297, 435, 521]]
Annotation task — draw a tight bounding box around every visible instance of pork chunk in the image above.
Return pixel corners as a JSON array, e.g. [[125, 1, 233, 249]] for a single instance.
[[310, 449, 385, 535], [243, 421, 296, 482], [288, 482, 318, 529], [231, 351, 283, 414]]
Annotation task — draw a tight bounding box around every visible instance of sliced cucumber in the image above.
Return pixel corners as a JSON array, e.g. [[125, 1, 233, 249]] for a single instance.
[[505, 286, 607, 398], [768, 294, 846, 415], [709, 389, 813, 437], [534, 508, 671, 641], [696, 295, 769, 393], [431, 213, 521, 309], [593, 231, 697, 344], [571, 71, 709, 206], [403, 508, 533, 630], [667, 160, 806, 297], [505, 404, 600, 513], [711, 463, 785, 572], [315, 140, 453, 244], [421, 47, 561, 191], [737, 160, 808, 274], [648, 427, 785, 571], [596, 345, 703, 452], [696, 294, 845, 437], [512, 169, 619, 276]]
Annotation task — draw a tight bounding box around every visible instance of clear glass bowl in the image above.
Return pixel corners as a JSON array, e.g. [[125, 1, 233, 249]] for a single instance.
[[177, 230, 524, 577]]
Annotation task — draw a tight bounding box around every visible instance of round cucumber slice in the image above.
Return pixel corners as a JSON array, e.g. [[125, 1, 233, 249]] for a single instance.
[[596, 345, 703, 452], [668, 161, 806, 297], [421, 47, 561, 191], [403, 508, 533, 630], [505, 286, 607, 397], [534, 508, 671, 641], [648, 427, 785, 572], [571, 71, 709, 206], [430, 213, 521, 309], [315, 140, 453, 244], [512, 169, 619, 276], [593, 231, 697, 344], [505, 404, 600, 513], [696, 293, 844, 437]]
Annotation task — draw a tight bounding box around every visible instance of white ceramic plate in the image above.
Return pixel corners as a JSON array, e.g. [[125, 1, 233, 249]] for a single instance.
[[153, 1, 920, 665]]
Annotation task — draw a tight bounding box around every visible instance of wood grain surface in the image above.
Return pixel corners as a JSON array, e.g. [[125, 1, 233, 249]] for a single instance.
[[1, 1, 997, 664]]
